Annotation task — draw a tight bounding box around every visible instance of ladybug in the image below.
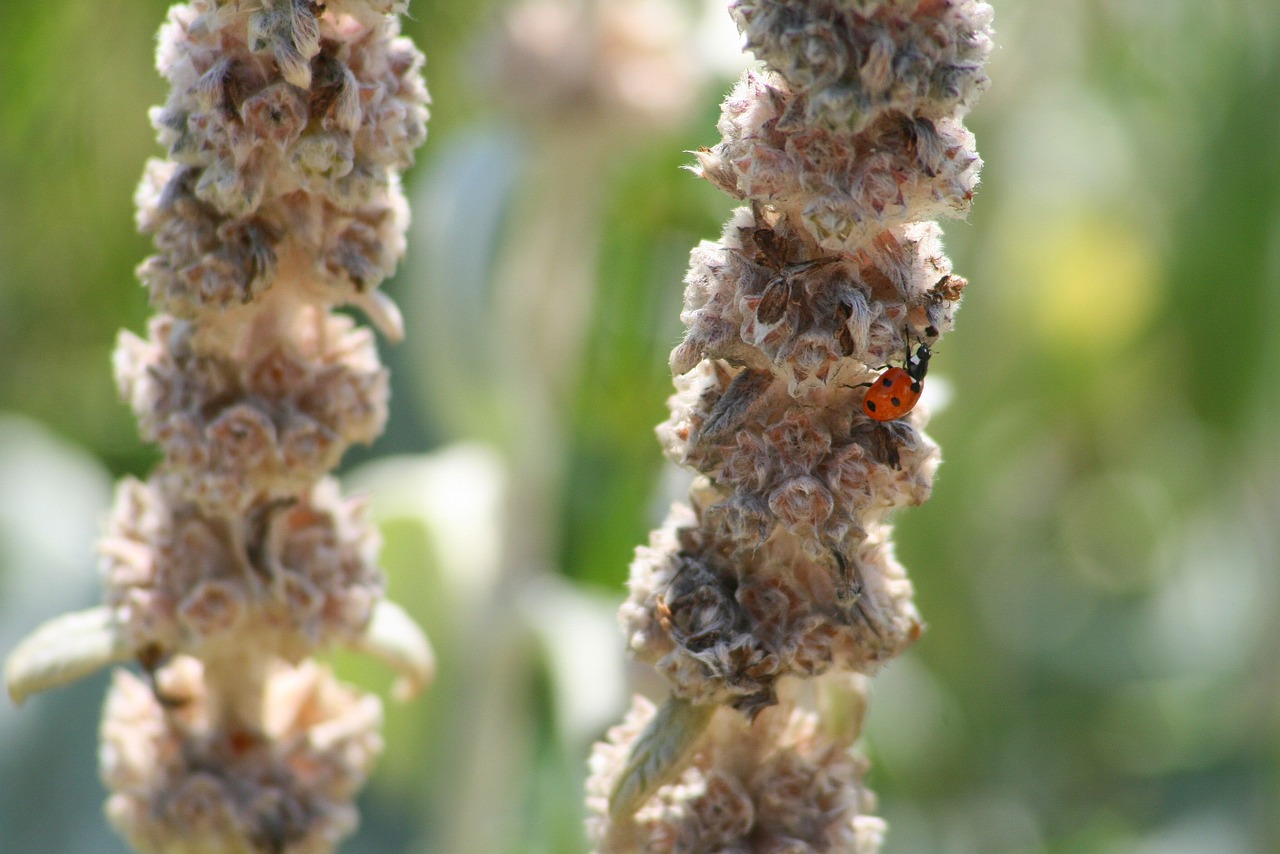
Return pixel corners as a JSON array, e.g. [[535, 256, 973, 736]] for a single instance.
[[861, 341, 932, 421]]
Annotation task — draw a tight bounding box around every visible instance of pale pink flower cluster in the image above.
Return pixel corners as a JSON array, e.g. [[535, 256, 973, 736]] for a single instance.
[[6, 2, 431, 851], [588, 1, 993, 850]]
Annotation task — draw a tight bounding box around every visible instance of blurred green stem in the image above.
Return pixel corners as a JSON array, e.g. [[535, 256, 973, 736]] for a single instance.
[[438, 122, 612, 854]]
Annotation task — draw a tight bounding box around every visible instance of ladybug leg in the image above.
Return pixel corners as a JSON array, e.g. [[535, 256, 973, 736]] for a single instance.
[[840, 366, 892, 391]]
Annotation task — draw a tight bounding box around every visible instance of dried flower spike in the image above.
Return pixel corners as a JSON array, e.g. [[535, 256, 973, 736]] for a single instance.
[[587, 1, 993, 851], [5, 2, 432, 851]]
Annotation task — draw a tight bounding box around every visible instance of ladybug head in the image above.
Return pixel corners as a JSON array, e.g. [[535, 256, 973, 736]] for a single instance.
[[906, 341, 932, 382]]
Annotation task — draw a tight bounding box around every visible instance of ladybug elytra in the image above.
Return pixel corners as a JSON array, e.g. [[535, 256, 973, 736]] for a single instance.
[[861, 342, 932, 422]]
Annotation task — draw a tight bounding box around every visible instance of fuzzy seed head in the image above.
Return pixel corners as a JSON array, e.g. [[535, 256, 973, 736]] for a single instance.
[[587, 692, 885, 853], [139, 0, 428, 316], [101, 476, 384, 661], [595, 0, 991, 846], [730, 0, 994, 133], [114, 311, 387, 512], [620, 501, 921, 713], [101, 660, 381, 854], [696, 73, 981, 253]]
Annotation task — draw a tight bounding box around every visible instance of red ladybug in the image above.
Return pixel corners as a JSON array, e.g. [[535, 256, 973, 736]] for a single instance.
[[862, 342, 932, 421]]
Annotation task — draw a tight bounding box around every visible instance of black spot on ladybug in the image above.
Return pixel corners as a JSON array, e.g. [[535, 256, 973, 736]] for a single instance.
[[881, 377, 893, 387], [866, 400, 877, 413], [890, 396, 901, 407]]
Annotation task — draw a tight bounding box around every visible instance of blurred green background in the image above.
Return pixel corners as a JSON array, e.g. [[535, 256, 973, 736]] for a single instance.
[[1, 1, 1278, 852]]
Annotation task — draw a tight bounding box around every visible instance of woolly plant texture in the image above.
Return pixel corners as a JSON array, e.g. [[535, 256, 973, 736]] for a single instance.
[[587, 1, 994, 851], [5, 2, 433, 852]]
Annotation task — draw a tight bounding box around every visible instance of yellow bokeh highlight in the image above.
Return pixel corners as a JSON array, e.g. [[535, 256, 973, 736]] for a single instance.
[[1008, 214, 1159, 353]]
